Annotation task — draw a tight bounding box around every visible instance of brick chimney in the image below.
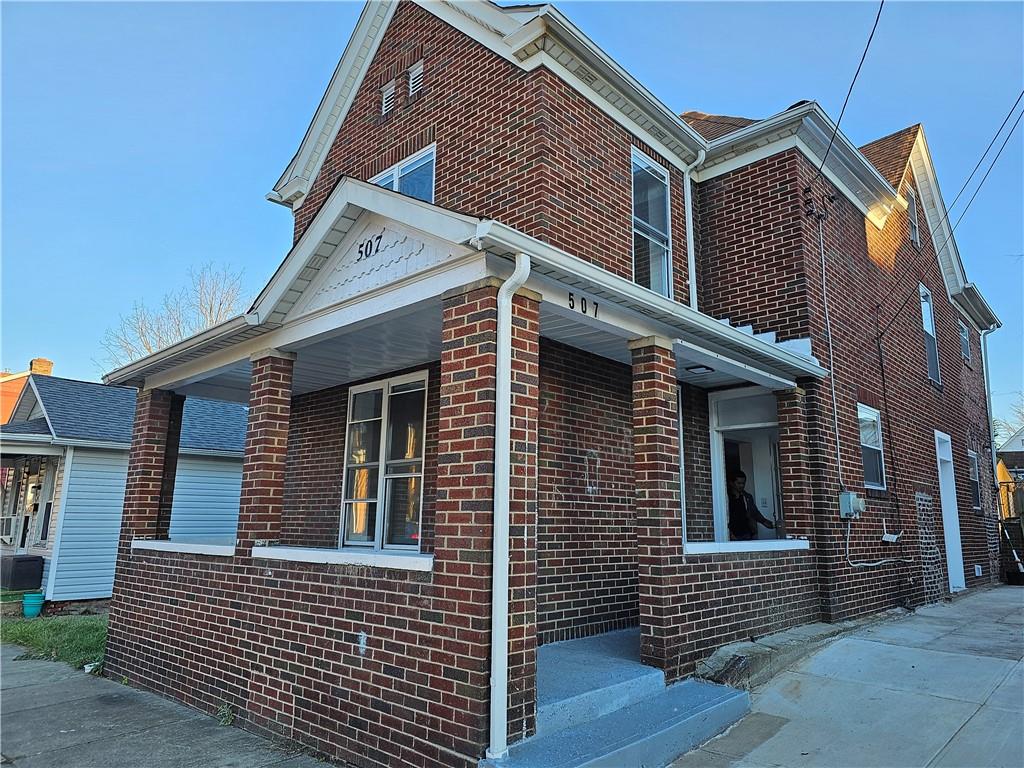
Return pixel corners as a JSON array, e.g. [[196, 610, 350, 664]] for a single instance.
[[29, 358, 54, 376]]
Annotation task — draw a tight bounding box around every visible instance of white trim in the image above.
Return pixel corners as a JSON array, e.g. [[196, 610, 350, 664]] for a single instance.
[[919, 283, 941, 385], [967, 449, 981, 509], [43, 447, 72, 599], [958, 320, 971, 362], [857, 403, 887, 491], [130, 538, 236, 557], [369, 144, 436, 202], [251, 545, 433, 571], [684, 539, 810, 555], [630, 146, 673, 299]]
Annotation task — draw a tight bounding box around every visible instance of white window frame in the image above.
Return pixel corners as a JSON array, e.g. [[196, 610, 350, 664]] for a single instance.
[[907, 187, 920, 247], [408, 60, 424, 97], [967, 450, 981, 509], [919, 283, 941, 384], [857, 403, 886, 491], [339, 370, 429, 552], [958, 320, 971, 362], [381, 80, 396, 115], [630, 147, 673, 299], [370, 144, 436, 203]]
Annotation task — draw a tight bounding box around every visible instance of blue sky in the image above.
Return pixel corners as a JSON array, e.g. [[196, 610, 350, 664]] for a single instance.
[[3, 1, 1021, 425]]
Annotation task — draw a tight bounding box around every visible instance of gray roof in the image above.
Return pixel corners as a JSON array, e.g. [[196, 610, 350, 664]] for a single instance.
[[0, 417, 52, 436], [3, 376, 246, 454]]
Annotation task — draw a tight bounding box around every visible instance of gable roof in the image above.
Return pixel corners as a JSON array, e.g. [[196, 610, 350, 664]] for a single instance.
[[681, 111, 759, 142], [859, 124, 921, 189], [2, 375, 246, 454], [1000, 425, 1024, 454]]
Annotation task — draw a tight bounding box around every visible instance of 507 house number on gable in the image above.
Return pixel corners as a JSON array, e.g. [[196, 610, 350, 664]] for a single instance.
[[567, 292, 598, 319], [355, 232, 384, 262]]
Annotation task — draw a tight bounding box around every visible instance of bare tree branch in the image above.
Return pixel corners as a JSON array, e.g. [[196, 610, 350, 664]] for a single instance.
[[100, 263, 246, 370]]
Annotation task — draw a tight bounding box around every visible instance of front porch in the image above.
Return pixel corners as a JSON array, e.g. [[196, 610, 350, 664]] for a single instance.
[[103, 179, 827, 767]]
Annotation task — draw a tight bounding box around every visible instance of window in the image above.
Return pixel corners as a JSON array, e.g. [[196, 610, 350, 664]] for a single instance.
[[968, 450, 981, 509], [919, 284, 941, 384], [907, 187, 920, 247], [372, 146, 435, 203], [381, 81, 396, 115], [959, 320, 971, 362], [341, 372, 428, 550], [631, 148, 671, 297], [858, 403, 886, 490], [408, 60, 424, 97]]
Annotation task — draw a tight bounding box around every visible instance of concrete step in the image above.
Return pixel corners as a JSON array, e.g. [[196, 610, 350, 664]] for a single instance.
[[536, 629, 665, 735], [484, 678, 750, 768]]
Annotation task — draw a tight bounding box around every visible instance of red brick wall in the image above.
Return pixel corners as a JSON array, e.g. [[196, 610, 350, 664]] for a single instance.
[[536, 340, 637, 644], [680, 384, 714, 543], [292, 1, 693, 304]]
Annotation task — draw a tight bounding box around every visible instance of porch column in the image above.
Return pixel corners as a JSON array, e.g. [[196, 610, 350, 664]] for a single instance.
[[629, 336, 685, 676], [235, 350, 294, 555], [775, 386, 814, 540], [434, 278, 540, 754], [117, 388, 185, 549]]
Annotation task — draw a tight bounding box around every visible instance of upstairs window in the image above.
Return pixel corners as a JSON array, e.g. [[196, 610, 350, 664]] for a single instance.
[[967, 450, 981, 508], [959, 320, 971, 362], [631, 148, 671, 297], [858, 404, 886, 490], [907, 187, 920, 247], [372, 146, 435, 203], [408, 60, 424, 97], [919, 284, 941, 384], [341, 372, 428, 550], [381, 81, 396, 115]]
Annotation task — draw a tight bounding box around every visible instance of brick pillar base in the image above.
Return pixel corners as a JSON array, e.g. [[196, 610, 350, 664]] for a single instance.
[[629, 336, 685, 677]]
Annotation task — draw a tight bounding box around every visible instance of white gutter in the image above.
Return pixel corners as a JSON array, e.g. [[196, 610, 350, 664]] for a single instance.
[[981, 327, 1000, 484], [487, 252, 531, 760], [683, 149, 706, 309]]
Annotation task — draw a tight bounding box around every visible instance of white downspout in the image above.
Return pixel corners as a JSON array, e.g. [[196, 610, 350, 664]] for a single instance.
[[981, 327, 999, 483], [684, 149, 706, 310], [487, 252, 531, 760]]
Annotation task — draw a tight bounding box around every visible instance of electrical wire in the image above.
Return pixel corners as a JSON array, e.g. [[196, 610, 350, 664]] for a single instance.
[[813, 0, 886, 182], [845, 521, 915, 568]]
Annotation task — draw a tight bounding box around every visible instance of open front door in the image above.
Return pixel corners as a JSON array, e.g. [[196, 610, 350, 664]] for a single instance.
[[935, 431, 965, 592]]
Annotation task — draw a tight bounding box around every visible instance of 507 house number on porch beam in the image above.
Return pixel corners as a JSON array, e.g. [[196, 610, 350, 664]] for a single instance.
[[568, 292, 598, 319]]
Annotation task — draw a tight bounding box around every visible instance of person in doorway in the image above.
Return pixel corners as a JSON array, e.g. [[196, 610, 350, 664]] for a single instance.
[[727, 471, 775, 541]]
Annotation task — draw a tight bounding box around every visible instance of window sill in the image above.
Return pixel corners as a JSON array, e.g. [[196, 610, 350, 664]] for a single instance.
[[131, 538, 235, 557], [684, 538, 811, 555], [251, 545, 434, 572]]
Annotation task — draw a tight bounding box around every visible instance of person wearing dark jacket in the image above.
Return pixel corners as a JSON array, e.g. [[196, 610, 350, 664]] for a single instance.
[[727, 470, 775, 541]]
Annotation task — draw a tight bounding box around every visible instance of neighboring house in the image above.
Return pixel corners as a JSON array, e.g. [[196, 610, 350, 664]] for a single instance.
[[0, 375, 245, 602], [997, 426, 1024, 518], [99, 3, 1003, 767], [0, 358, 54, 424]]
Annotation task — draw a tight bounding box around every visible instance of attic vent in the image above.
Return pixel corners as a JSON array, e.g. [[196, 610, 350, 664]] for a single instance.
[[381, 81, 396, 114], [408, 60, 424, 97], [575, 65, 597, 86]]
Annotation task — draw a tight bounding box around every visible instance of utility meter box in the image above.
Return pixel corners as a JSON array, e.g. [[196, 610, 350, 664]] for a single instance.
[[839, 491, 865, 519]]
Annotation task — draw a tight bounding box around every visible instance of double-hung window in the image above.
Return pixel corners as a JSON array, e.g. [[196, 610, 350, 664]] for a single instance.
[[907, 187, 920, 247], [919, 283, 941, 383], [858, 403, 886, 490], [967, 450, 981, 509], [341, 372, 428, 550], [631, 148, 671, 297], [372, 146, 435, 203], [959, 320, 971, 362]]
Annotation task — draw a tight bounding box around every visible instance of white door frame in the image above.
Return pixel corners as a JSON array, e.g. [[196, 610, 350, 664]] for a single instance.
[[934, 430, 966, 592]]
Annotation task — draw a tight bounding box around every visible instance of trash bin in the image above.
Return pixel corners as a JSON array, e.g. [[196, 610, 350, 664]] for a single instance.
[[0, 555, 44, 591]]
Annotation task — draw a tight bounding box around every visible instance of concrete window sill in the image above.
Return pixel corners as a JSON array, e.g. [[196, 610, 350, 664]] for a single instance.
[[251, 545, 434, 571], [684, 539, 811, 555], [131, 538, 236, 557]]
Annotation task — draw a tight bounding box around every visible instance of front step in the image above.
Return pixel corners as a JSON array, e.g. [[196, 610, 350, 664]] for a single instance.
[[484, 678, 750, 768]]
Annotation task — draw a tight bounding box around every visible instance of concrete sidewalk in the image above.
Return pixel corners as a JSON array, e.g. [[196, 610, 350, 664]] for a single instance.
[[673, 586, 1024, 768], [0, 645, 333, 768]]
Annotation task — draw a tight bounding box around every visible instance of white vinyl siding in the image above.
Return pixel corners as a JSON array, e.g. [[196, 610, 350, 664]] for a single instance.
[[47, 449, 128, 601], [168, 455, 242, 541]]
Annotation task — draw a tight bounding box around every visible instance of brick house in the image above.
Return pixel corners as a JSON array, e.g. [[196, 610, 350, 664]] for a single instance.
[[102, 2, 1002, 766]]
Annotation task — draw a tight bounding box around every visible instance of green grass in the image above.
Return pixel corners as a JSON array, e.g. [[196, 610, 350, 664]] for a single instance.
[[1, 614, 108, 669], [0, 589, 31, 604]]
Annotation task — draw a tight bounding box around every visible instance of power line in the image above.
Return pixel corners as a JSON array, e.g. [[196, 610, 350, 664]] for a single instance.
[[879, 99, 1024, 338], [813, 0, 886, 182]]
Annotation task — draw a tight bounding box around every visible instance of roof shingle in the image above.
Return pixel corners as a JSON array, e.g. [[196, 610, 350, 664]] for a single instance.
[[680, 110, 759, 141], [859, 124, 921, 189]]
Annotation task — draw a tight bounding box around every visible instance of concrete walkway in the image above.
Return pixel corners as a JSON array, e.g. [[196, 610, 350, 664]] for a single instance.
[[673, 586, 1024, 768], [0, 645, 332, 768]]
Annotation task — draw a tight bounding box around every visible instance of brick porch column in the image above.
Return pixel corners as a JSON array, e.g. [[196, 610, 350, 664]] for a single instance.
[[433, 279, 540, 755], [629, 336, 685, 676], [116, 388, 185, 549], [235, 350, 295, 555], [775, 386, 814, 540]]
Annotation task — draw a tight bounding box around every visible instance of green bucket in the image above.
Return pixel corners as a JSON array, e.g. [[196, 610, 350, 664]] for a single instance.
[[22, 592, 44, 619]]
